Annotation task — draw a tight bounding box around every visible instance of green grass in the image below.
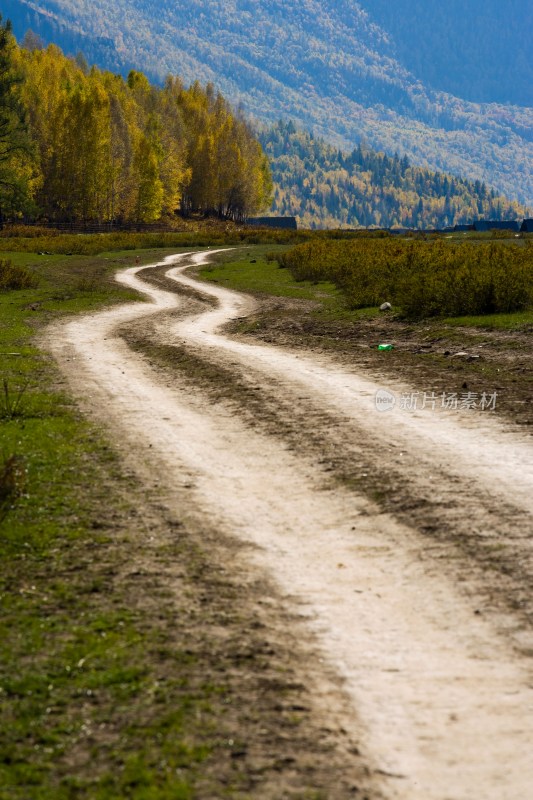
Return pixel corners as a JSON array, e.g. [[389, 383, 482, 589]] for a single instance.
[[0, 246, 229, 798], [200, 246, 382, 322], [443, 310, 533, 329], [0, 236, 390, 797], [200, 246, 339, 299], [2, 252, 67, 268]]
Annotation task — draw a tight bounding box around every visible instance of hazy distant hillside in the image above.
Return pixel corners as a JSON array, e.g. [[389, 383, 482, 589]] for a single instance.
[[366, 0, 532, 107], [4, 0, 533, 206]]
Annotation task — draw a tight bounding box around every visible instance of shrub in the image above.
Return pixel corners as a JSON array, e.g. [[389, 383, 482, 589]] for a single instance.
[[0, 224, 62, 238], [0, 258, 38, 291], [274, 238, 533, 318]]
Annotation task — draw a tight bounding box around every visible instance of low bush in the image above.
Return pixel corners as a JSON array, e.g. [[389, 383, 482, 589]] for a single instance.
[[0, 258, 38, 291], [0, 229, 307, 255], [0, 224, 62, 238], [275, 239, 533, 318], [0, 225, 395, 258]]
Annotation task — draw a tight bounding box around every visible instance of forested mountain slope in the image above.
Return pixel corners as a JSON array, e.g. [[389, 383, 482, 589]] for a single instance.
[[4, 0, 532, 207], [262, 122, 527, 230]]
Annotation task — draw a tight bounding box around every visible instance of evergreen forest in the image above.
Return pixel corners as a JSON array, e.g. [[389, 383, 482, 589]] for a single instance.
[[262, 122, 528, 230]]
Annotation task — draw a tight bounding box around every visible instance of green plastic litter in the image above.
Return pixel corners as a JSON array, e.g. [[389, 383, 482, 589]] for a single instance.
[[377, 344, 394, 351]]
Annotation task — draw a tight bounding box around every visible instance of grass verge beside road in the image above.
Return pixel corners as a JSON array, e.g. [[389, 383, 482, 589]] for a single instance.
[[0, 248, 217, 798], [1, 243, 366, 799], [199, 246, 380, 322]]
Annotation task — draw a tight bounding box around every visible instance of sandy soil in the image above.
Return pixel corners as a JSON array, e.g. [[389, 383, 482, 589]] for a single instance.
[[48, 250, 533, 800]]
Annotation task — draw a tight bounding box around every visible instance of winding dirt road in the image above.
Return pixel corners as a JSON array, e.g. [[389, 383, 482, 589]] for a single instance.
[[49, 250, 533, 799]]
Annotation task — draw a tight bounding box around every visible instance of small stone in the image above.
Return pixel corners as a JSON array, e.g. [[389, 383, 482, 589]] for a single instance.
[[379, 302, 392, 311]]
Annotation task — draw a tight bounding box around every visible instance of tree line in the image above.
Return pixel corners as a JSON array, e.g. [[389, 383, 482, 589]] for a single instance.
[[261, 121, 528, 230], [0, 17, 272, 224]]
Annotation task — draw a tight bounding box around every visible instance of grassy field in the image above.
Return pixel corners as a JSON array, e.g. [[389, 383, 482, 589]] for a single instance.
[[0, 247, 235, 799], [271, 238, 533, 320], [0, 223, 356, 258], [201, 246, 339, 300], [197, 247, 532, 430], [442, 310, 533, 329], [199, 246, 382, 322]]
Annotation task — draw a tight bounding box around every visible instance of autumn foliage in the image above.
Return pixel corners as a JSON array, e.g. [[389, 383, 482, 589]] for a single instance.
[[0, 21, 272, 224]]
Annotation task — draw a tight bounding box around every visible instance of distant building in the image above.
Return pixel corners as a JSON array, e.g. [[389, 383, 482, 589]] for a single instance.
[[520, 219, 533, 232], [473, 220, 520, 232], [454, 224, 474, 232], [247, 216, 298, 230]]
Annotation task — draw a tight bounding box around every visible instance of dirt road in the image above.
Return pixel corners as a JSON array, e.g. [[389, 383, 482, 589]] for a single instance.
[[49, 250, 533, 799]]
